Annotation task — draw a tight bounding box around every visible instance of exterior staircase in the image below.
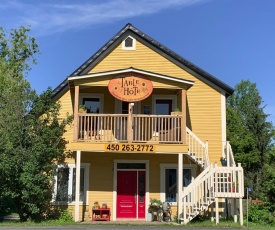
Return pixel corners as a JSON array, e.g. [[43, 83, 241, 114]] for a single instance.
[[181, 129, 244, 225]]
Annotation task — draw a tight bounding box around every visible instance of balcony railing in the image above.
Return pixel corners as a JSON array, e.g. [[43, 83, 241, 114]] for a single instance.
[[77, 113, 183, 143]]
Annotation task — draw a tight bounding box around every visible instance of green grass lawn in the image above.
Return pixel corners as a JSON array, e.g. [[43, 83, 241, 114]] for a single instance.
[[0, 218, 274, 229]]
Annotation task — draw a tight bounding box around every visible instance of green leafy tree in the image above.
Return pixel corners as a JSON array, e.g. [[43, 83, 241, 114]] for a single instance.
[[226, 80, 274, 200], [0, 26, 72, 221]]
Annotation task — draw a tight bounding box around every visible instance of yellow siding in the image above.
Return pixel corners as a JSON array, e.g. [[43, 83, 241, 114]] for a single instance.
[[84, 38, 223, 163], [79, 152, 192, 219], [56, 90, 74, 151], [53, 30, 231, 222]]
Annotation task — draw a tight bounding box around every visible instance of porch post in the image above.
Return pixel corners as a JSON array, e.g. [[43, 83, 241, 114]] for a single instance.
[[75, 150, 81, 222], [215, 197, 219, 224], [73, 85, 80, 141], [233, 198, 237, 223], [181, 89, 186, 144], [239, 198, 243, 226], [127, 103, 133, 143], [211, 202, 214, 222], [178, 153, 183, 223]]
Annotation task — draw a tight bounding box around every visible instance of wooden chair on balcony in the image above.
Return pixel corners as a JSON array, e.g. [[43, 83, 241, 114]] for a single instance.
[[159, 127, 181, 143]]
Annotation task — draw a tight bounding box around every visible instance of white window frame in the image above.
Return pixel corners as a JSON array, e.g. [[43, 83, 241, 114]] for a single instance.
[[152, 95, 177, 115], [52, 163, 90, 204], [122, 35, 136, 50], [160, 164, 196, 205], [79, 93, 104, 113]]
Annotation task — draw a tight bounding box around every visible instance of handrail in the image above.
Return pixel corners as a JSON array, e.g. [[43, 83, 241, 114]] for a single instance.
[[180, 163, 244, 224], [186, 127, 210, 168], [225, 141, 236, 167]]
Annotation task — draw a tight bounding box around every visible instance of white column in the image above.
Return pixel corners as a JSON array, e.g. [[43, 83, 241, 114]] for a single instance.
[[75, 150, 81, 222], [178, 153, 183, 223], [234, 198, 237, 223], [215, 197, 219, 224], [211, 202, 214, 222], [239, 198, 243, 226]]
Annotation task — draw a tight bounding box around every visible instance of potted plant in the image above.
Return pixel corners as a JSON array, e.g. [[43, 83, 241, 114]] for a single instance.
[[171, 108, 182, 116], [220, 157, 227, 166], [78, 105, 87, 113], [148, 198, 162, 218], [231, 182, 238, 192]]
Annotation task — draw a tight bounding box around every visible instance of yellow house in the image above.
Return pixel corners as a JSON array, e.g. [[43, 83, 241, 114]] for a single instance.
[[52, 23, 244, 225]]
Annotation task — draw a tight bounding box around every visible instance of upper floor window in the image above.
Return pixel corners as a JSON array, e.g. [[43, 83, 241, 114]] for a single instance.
[[79, 94, 104, 113], [83, 98, 100, 113], [152, 95, 177, 115], [122, 36, 136, 50]]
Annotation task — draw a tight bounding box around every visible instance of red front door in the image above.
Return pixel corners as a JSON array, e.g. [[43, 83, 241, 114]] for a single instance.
[[117, 171, 146, 219]]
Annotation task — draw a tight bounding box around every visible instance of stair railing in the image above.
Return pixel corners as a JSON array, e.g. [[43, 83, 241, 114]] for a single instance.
[[180, 164, 214, 224], [225, 141, 236, 167], [186, 127, 210, 168]]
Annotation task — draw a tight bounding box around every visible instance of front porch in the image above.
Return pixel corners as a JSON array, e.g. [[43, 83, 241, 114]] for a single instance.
[[76, 113, 184, 144]]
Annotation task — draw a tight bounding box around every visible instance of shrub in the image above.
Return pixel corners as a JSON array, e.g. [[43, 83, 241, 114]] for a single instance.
[[248, 202, 275, 226]]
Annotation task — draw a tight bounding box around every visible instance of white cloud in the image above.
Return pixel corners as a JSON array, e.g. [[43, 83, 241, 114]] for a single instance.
[[0, 0, 208, 36]]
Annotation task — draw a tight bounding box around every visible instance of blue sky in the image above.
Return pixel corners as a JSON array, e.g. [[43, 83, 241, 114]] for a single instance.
[[0, 0, 274, 123]]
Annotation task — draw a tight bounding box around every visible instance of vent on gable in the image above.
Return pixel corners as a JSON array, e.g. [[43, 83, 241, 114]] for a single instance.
[[122, 36, 136, 50]]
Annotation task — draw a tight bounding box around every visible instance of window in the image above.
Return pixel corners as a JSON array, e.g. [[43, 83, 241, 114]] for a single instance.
[[54, 164, 89, 203], [83, 98, 100, 113], [79, 94, 104, 113], [122, 36, 136, 50], [160, 164, 195, 203], [152, 95, 177, 115], [125, 37, 133, 47]]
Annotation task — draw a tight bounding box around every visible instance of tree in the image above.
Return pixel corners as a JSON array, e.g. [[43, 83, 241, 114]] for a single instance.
[[226, 80, 275, 200], [0, 27, 72, 221]]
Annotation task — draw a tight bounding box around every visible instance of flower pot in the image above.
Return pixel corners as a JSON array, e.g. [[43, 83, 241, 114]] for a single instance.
[[78, 108, 87, 113], [221, 159, 227, 166], [171, 112, 182, 116]]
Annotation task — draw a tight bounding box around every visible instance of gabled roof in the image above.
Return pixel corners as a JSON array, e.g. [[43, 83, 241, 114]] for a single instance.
[[68, 67, 194, 88], [52, 23, 234, 98]]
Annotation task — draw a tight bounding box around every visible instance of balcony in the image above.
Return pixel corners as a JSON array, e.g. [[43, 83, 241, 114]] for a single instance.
[[76, 113, 184, 144]]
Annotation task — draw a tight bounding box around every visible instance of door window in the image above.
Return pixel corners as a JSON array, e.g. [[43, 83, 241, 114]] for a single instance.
[[155, 99, 172, 115]]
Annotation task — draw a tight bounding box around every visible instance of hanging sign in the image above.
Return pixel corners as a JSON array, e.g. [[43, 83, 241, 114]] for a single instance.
[[108, 73, 153, 102]]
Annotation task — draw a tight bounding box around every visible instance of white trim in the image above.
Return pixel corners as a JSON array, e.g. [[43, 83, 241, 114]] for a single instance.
[[79, 93, 104, 113], [159, 163, 196, 206], [122, 35, 136, 50], [178, 153, 183, 221], [113, 160, 149, 221], [152, 94, 177, 114], [68, 68, 194, 86], [75, 150, 81, 222], [221, 92, 226, 155], [52, 163, 90, 205]]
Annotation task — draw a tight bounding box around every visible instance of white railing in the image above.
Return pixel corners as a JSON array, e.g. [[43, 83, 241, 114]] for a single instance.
[[180, 162, 244, 224], [213, 163, 244, 198], [78, 114, 128, 141], [224, 141, 236, 167], [77, 113, 183, 143], [180, 164, 214, 224], [186, 127, 209, 168]]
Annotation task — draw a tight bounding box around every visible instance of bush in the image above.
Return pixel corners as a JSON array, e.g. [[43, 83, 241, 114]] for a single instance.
[[248, 202, 275, 226], [58, 208, 73, 222], [0, 196, 16, 215]]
